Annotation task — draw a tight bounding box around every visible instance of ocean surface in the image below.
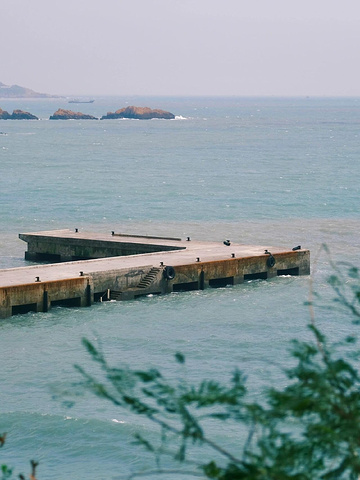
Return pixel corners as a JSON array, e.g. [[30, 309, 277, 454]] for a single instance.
[[0, 96, 359, 479]]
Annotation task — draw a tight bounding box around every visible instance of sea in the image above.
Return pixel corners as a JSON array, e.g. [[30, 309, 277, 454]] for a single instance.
[[0, 96, 359, 479]]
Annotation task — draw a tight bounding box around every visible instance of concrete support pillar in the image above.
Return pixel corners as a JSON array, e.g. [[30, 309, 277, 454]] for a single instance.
[[0, 288, 11, 319], [199, 271, 205, 290], [79, 296, 88, 307], [267, 269, 277, 279], [86, 284, 92, 306], [121, 291, 135, 300], [163, 280, 173, 294], [0, 306, 12, 319], [43, 291, 49, 312], [233, 275, 244, 285], [199, 271, 209, 290], [299, 265, 310, 275], [299, 252, 311, 275]]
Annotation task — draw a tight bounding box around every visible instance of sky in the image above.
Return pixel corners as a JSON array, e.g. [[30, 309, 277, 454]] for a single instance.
[[2, 0, 360, 96]]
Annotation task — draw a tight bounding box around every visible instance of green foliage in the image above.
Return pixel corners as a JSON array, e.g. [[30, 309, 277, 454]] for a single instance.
[[1, 464, 13, 480], [0, 433, 39, 480], [0, 434, 12, 480], [73, 261, 360, 480]]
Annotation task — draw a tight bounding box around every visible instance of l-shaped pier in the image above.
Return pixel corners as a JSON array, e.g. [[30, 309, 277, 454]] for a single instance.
[[0, 229, 310, 318]]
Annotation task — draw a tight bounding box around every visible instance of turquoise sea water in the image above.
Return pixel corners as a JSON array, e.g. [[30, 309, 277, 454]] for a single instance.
[[0, 96, 359, 478]]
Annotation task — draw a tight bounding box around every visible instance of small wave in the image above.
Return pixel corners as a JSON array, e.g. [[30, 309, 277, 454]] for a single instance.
[[112, 418, 126, 424], [174, 115, 188, 120]]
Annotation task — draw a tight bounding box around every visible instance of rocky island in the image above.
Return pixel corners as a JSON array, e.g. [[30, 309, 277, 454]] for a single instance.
[[49, 109, 98, 120], [0, 108, 38, 120], [0, 104, 177, 121], [0, 108, 10, 119], [101, 106, 175, 120], [11, 109, 38, 120]]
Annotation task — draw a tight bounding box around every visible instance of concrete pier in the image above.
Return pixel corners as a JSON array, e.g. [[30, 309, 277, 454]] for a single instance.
[[0, 229, 310, 319], [19, 230, 185, 262]]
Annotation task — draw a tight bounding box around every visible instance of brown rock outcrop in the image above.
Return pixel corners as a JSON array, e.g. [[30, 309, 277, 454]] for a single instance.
[[0, 108, 38, 119], [11, 110, 38, 120], [0, 108, 11, 119], [101, 106, 175, 120], [49, 109, 98, 120]]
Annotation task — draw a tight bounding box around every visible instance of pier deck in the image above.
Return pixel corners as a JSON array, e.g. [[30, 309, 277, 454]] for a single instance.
[[0, 230, 310, 319]]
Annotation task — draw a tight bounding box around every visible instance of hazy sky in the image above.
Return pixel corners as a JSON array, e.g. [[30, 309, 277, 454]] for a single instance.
[[2, 0, 360, 96]]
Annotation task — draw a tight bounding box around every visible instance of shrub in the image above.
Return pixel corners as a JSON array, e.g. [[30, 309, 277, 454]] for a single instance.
[[74, 258, 360, 479]]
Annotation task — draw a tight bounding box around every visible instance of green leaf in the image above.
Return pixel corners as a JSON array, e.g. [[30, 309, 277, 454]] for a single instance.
[[72, 256, 360, 480], [134, 368, 162, 382], [175, 352, 185, 364], [175, 442, 186, 462], [133, 433, 155, 453], [203, 460, 222, 478], [81, 338, 105, 365], [345, 336, 357, 344], [1, 464, 13, 480]]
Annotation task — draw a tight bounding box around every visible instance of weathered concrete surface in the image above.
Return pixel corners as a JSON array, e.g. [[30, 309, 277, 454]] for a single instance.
[[0, 277, 91, 319], [0, 230, 310, 318], [19, 229, 185, 262]]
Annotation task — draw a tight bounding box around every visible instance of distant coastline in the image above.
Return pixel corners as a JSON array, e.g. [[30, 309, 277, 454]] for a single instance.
[[0, 82, 178, 120], [0, 81, 61, 99]]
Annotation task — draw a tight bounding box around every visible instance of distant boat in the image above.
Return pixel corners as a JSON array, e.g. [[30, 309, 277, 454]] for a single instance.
[[68, 99, 95, 104]]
